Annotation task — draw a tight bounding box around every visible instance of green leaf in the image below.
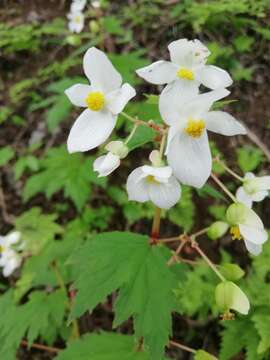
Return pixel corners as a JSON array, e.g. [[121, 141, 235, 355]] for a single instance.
[[195, 349, 218, 360], [56, 332, 168, 360], [0, 146, 15, 167], [196, 184, 226, 201], [15, 207, 62, 254], [13, 155, 39, 180], [102, 16, 124, 35], [23, 146, 106, 211], [70, 232, 177, 360], [237, 145, 263, 172], [127, 125, 156, 151], [252, 309, 270, 354], [219, 263, 245, 281]]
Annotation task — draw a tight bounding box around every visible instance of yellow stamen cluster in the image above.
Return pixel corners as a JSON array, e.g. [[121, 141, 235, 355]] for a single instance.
[[177, 68, 194, 80], [0, 245, 4, 253], [146, 175, 158, 184], [75, 15, 82, 23], [185, 118, 205, 138], [85, 91, 105, 111], [230, 226, 242, 241]]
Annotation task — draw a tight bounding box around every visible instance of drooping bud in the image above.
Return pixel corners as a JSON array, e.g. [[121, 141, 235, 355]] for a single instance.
[[149, 150, 163, 167], [226, 203, 247, 225], [195, 349, 218, 360], [105, 141, 129, 159], [207, 221, 229, 240], [215, 281, 250, 316], [219, 263, 245, 281]]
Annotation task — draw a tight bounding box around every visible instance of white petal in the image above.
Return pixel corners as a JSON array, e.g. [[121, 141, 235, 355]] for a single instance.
[[167, 131, 212, 188], [83, 47, 122, 93], [3, 258, 20, 277], [251, 176, 270, 191], [159, 81, 199, 126], [67, 109, 116, 153], [149, 176, 181, 209], [205, 111, 246, 136], [106, 83, 136, 115], [168, 39, 210, 67], [181, 89, 230, 119], [136, 61, 177, 85], [197, 65, 233, 89], [93, 153, 120, 177], [6, 232, 21, 246], [126, 168, 150, 203], [141, 165, 172, 183], [251, 190, 268, 202], [243, 239, 262, 256], [239, 224, 268, 245], [236, 187, 253, 208], [65, 84, 91, 107]]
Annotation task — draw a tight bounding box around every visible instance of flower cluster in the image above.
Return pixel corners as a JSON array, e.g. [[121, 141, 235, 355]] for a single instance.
[[67, 0, 87, 33], [65, 39, 268, 257], [0, 231, 23, 277]]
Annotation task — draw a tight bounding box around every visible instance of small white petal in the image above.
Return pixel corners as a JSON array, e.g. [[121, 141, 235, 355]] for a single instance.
[[65, 84, 92, 107], [83, 47, 122, 93], [243, 239, 262, 256], [167, 131, 212, 188], [205, 111, 246, 136], [251, 190, 268, 202], [126, 168, 149, 202], [239, 224, 268, 245], [236, 187, 253, 208], [159, 81, 199, 126], [141, 165, 172, 183], [196, 65, 233, 89], [181, 89, 230, 119], [136, 61, 177, 85], [5, 232, 21, 246], [149, 176, 181, 209], [93, 153, 120, 177], [168, 38, 210, 67], [106, 83, 136, 115], [67, 109, 116, 153]]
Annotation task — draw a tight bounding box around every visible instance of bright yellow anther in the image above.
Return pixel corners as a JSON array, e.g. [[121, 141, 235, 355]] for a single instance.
[[230, 226, 242, 241], [177, 68, 194, 80], [85, 91, 105, 111], [0, 245, 4, 253], [185, 118, 205, 138]]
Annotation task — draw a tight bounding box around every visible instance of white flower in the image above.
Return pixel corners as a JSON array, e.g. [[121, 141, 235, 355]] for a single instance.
[[94, 141, 128, 177], [71, 0, 87, 12], [136, 38, 233, 111], [226, 203, 268, 256], [67, 11, 85, 33], [236, 172, 270, 208], [126, 151, 181, 209], [65, 47, 136, 153], [162, 89, 246, 188], [91, 0, 100, 8], [0, 231, 22, 277]]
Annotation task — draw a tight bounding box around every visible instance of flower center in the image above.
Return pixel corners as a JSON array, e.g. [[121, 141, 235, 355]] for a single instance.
[[0, 245, 5, 253], [177, 68, 194, 80], [184, 118, 205, 138], [146, 175, 158, 184], [75, 15, 82, 23], [85, 91, 105, 111], [230, 226, 242, 241]]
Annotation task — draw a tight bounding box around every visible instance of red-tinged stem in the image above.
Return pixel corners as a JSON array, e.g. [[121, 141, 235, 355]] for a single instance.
[[20, 340, 61, 353], [150, 207, 161, 244], [169, 340, 196, 354]]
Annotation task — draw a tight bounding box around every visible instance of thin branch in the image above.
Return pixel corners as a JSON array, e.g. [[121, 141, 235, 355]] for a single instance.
[[245, 125, 270, 162], [169, 340, 196, 354], [121, 111, 166, 134], [0, 186, 15, 225], [213, 157, 244, 182], [20, 340, 61, 353], [210, 173, 237, 202], [167, 235, 188, 265]]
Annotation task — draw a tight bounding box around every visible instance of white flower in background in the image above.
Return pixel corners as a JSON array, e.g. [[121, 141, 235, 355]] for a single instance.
[[136, 38, 233, 111], [0, 231, 22, 277], [226, 202, 268, 256], [91, 0, 100, 8], [67, 11, 85, 33], [162, 88, 246, 188], [65, 47, 136, 153], [71, 0, 87, 12], [94, 140, 128, 177], [236, 172, 270, 208], [126, 150, 181, 209]]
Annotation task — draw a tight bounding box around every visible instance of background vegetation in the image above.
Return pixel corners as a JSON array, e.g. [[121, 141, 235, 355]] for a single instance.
[[0, 0, 270, 359]]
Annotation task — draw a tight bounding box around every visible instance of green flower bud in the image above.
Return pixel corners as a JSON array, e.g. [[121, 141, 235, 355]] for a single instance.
[[89, 20, 100, 34], [207, 221, 229, 240], [66, 35, 81, 46], [226, 203, 247, 225], [219, 263, 245, 281], [195, 349, 218, 360], [215, 281, 250, 316], [105, 141, 128, 159]]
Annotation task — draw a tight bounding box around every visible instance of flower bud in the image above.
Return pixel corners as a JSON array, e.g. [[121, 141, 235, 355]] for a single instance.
[[66, 35, 81, 46], [226, 203, 247, 225], [105, 141, 128, 159], [195, 349, 218, 360], [207, 221, 228, 240], [219, 263, 245, 281], [215, 281, 250, 316], [89, 20, 100, 33], [149, 150, 163, 167]]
